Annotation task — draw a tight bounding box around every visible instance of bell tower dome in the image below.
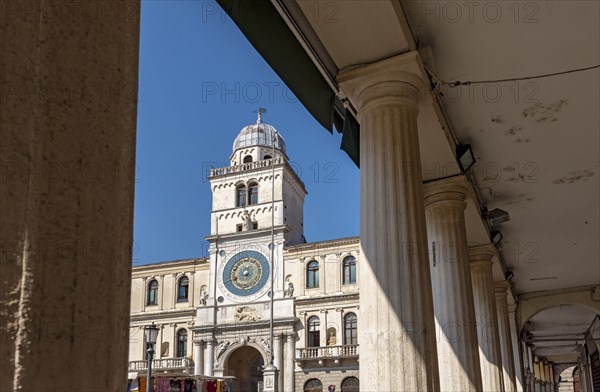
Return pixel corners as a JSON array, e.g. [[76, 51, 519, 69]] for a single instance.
[[230, 110, 287, 166]]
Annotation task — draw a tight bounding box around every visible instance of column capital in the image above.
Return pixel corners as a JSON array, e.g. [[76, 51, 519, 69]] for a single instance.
[[338, 51, 428, 114], [494, 280, 511, 294], [286, 332, 297, 341], [423, 175, 469, 208], [468, 244, 497, 264]]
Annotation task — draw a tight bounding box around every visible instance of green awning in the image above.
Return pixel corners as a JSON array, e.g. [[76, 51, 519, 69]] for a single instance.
[[216, 0, 335, 132], [340, 109, 360, 168], [216, 0, 360, 166]]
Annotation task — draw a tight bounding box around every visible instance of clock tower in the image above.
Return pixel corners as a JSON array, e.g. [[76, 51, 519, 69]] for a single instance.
[[194, 112, 306, 382], [206, 111, 306, 304]]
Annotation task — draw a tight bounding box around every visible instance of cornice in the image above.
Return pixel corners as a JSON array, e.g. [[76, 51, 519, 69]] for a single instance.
[[284, 236, 359, 252], [132, 257, 209, 273]]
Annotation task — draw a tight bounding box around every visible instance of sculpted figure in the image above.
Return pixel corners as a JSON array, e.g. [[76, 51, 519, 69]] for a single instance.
[[199, 287, 208, 305], [284, 280, 294, 297]]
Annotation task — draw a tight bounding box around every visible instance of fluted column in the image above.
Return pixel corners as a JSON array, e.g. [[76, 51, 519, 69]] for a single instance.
[[284, 334, 296, 392], [424, 178, 483, 392], [204, 339, 215, 376], [495, 281, 517, 392], [194, 340, 204, 376], [469, 245, 504, 392], [274, 334, 283, 391], [338, 52, 440, 392]]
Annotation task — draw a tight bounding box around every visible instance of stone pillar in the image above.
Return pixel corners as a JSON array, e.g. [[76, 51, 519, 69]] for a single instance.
[[495, 281, 517, 392], [424, 177, 483, 392], [527, 346, 536, 392], [534, 380, 542, 392], [263, 364, 279, 392], [284, 334, 296, 392], [320, 310, 329, 346], [338, 52, 440, 392], [469, 245, 504, 392], [274, 334, 283, 391], [508, 304, 524, 392], [194, 341, 204, 375], [159, 274, 165, 310], [0, 1, 140, 390], [205, 339, 215, 376]]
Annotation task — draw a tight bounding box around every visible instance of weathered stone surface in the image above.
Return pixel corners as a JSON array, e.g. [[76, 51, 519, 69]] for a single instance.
[[1, 1, 140, 390]]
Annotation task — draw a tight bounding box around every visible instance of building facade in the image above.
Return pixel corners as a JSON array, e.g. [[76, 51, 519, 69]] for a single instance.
[[129, 115, 360, 392]]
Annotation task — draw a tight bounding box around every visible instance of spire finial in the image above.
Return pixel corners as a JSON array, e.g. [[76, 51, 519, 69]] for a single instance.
[[256, 107, 267, 124]]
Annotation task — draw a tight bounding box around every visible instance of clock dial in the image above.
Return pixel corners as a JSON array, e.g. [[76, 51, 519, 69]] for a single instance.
[[230, 258, 263, 290], [221, 250, 270, 300]]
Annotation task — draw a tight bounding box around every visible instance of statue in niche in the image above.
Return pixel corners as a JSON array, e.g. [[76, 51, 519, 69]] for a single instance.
[[241, 209, 253, 231], [199, 287, 208, 305], [284, 279, 295, 298], [327, 327, 337, 346]]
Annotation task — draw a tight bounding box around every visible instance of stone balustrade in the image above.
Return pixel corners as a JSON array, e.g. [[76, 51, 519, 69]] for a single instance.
[[296, 345, 359, 361], [128, 357, 194, 372], [209, 157, 283, 177]]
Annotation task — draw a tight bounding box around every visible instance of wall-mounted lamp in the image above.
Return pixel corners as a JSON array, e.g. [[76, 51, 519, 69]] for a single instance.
[[505, 270, 515, 281], [456, 144, 475, 172], [485, 208, 511, 226], [491, 230, 503, 246]]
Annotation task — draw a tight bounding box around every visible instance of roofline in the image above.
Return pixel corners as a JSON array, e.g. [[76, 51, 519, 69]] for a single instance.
[[132, 257, 209, 271], [284, 236, 359, 251]]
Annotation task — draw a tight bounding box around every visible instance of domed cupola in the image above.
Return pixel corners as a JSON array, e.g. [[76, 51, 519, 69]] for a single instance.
[[230, 110, 287, 165]]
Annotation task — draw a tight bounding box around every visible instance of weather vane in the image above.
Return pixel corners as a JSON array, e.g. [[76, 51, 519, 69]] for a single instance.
[[254, 107, 267, 123]]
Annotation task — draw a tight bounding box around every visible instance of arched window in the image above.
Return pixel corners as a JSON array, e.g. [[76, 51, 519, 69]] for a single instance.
[[177, 276, 189, 302], [344, 313, 358, 345], [147, 279, 158, 305], [248, 182, 258, 205], [341, 376, 359, 392], [263, 154, 272, 160], [243, 155, 253, 163], [236, 185, 246, 207], [307, 316, 320, 347], [343, 256, 357, 285], [304, 379, 323, 392], [177, 329, 188, 357], [306, 261, 319, 289]]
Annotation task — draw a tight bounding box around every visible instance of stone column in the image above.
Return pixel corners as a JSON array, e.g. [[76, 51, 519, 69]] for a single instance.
[[141, 277, 148, 310], [0, 2, 140, 390], [284, 334, 296, 392], [424, 177, 483, 392], [159, 274, 165, 310], [320, 310, 328, 346], [469, 245, 504, 391], [205, 339, 215, 376], [508, 304, 524, 392], [194, 341, 204, 376], [495, 281, 517, 392], [338, 52, 440, 392], [274, 334, 283, 391], [527, 346, 536, 392]]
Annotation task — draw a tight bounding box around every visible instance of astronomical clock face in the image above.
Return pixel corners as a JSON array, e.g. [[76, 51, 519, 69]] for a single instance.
[[218, 250, 270, 302]]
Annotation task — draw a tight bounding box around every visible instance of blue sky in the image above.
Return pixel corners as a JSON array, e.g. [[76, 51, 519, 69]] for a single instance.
[[133, 1, 359, 265]]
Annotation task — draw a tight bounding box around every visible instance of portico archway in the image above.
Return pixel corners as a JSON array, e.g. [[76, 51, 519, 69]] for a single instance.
[[224, 346, 264, 392]]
